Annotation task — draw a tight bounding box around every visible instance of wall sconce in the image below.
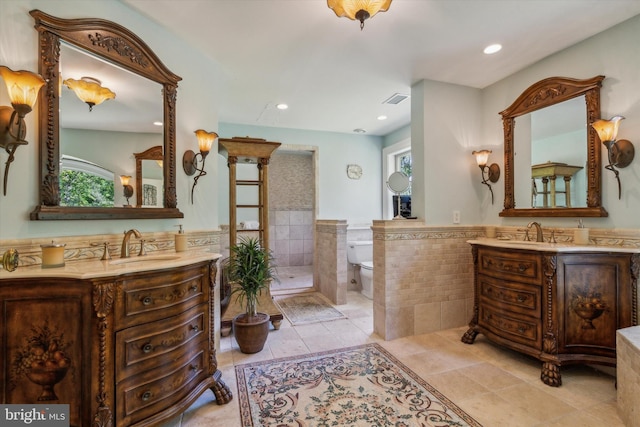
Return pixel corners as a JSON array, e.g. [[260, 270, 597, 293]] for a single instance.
[[183, 129, 217, 204], [472, 149, 501, 204], [120, 175, 133, 207], [591, 116, 635, 199], [0, 66, 45, 196], [63, 77, 115, 111]]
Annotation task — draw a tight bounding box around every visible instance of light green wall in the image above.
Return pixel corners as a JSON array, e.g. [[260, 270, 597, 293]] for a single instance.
[[218, 123, 383, 226]]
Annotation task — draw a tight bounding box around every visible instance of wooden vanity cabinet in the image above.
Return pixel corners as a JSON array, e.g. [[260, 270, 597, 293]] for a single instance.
[[0, 259, 232, 426], [462, 244, 639, 386]]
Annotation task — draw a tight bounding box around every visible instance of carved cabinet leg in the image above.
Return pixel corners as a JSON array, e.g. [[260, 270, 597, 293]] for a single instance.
[[461, 327, 479, 344], [541, 362, 562, 387], [211, 370, 233, 405]]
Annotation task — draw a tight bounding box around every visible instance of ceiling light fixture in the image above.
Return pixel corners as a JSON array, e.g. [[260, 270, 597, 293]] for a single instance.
[[327, 0, 392, 30], [377, 115, 387, 121], [276, 103, 288, 110], [63, 76, 115, 111], [483, 44, 502, 54], [353, 128, 366, 133]]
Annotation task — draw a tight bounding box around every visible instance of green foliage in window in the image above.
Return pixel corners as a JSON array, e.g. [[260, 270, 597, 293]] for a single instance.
[[60, 170, 115, 207]]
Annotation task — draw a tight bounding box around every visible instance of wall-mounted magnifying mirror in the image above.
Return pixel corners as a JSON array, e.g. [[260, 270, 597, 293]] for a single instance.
[[387, 171, 410, 220]]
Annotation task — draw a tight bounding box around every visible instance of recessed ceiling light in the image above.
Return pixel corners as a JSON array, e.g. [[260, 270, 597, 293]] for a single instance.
[[483, 44, 502, 54], [377, 115, 387, 121], [153, 121, 163, 126], [276, 103, 288, 110], [353, 128, 366, 133]]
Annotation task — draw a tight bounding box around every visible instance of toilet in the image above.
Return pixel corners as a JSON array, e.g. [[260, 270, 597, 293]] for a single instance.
[[347, 241, 373, 299]]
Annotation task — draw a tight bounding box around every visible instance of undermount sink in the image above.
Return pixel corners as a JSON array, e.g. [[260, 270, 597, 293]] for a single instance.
[[110, 254, 182, 265]]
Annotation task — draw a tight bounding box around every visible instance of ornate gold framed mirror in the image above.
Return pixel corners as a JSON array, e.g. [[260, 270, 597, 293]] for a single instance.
[[29, 10, 183, 220], [499, 75, 608, 217]]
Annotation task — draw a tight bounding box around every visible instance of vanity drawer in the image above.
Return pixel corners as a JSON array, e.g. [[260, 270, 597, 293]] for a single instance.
[[116, 263, 209, 328], [117, 349, 208, 426], [115, 303, 208, 382], [479, 304, 541, 348], [478, 274, 541, 317], [478, 247, 542, 285]]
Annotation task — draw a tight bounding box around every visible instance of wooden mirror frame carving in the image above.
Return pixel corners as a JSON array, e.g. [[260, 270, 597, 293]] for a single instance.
[[134, 145, 163, 207], [499, 75, 608, 218], [29, 10, 184, 220]]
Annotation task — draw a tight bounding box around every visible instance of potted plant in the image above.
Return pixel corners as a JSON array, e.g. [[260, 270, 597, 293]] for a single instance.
[[224, 236, 277, 353]]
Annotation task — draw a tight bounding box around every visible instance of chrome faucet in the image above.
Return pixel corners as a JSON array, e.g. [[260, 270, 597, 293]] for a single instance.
[[527, 221, 544, 242], [121, 229, 142, 258]]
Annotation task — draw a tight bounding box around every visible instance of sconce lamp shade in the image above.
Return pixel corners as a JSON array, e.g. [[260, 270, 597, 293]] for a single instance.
[[591, 116, 624, 143], [120, 175, 131, 186], [472, 149, 500, 205], [0, 66, 45, 111], [184, 130, 218, 204], [195, 129, 218, 155], [327, 0, 392, 29], [591, 115, 634, 199], [63, 77, 115, 111], [472, 150, 491, 167]]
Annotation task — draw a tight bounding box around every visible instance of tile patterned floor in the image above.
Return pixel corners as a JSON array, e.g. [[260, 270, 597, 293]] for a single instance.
[[162, 291, 624, 427]]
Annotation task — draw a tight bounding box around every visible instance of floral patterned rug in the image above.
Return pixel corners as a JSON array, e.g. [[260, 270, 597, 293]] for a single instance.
[[273, 292, 347, 325], [235, 343, 482, 426]]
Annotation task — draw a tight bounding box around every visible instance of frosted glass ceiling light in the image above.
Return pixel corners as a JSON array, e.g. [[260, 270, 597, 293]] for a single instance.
[[327, 0, 392, 30], [63, 76, 115, 111]]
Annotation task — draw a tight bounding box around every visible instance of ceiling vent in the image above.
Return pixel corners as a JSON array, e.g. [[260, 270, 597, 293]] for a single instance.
[[382, 93, 409, 105]]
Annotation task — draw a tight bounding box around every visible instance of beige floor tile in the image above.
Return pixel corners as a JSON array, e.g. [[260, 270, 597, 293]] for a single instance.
[[176, 291, 625, 427], [494, 382, 579, 423]]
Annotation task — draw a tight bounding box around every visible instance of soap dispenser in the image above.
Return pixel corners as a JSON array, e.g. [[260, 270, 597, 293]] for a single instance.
[[175, 225, 187, 252]]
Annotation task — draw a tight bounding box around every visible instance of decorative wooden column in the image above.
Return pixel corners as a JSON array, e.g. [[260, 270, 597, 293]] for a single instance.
[[218, 137, 281, 252]]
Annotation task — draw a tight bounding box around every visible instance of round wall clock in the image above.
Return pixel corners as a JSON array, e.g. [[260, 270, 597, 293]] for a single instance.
[[347, 164, 363, 179]]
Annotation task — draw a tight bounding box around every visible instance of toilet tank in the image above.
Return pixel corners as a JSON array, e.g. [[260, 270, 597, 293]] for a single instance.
[[347, 241, 373, 265]]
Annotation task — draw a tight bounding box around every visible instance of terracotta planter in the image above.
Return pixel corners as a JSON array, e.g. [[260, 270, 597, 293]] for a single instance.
[[233, 312, 270, 354]]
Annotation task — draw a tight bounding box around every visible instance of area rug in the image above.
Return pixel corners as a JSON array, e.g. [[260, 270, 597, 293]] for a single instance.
[[274, 292, 347, 325], [235, 343, 483, 427]]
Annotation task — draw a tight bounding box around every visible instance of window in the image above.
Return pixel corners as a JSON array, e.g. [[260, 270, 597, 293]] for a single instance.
[[382, 138, 411, 219], [60, 155, 115, 207]]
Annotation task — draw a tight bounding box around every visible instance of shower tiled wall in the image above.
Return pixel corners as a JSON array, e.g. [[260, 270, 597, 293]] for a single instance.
[[269, 150, 315, 267], [270, 210, 314, 267]]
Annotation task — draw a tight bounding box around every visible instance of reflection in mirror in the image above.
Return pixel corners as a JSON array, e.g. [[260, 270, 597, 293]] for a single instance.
[[514, 97, 587, 209], [58, 42, 164, 208], [135, 146, 163, 207], [500, 76, 608, 218], [30, 9, 183, 220]]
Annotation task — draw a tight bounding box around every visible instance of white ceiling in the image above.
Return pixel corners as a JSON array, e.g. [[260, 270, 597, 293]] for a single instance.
[[119, 0, 640, 137]]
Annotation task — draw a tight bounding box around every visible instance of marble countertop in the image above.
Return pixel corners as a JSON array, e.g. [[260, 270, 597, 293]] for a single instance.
[[0, 250, 221, 280], [468, 238, 640, 253]]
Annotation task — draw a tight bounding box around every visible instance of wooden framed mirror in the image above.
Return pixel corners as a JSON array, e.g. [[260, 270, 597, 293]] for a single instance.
[[134, 146, 163, 208], [499, 76, 608, 217], [29, 10, 183, 220]]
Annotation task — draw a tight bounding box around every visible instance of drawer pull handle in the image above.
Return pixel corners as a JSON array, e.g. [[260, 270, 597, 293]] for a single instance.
[[516, 295, 526, 303], [142, 296, 152, 306], [517, 327, 526, 334], [141, 391, 152, 401], [142, 343, 153, 353], [191, 325, 199, 332], [190, 285, 198, 292], [190, 364, 198, 371]]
